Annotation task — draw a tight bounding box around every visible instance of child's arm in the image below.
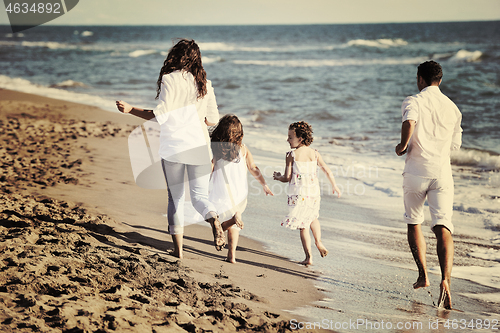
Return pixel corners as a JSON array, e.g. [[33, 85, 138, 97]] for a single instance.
[[116, 100, 156, 121], [273, 152, 293, 183], [317, 151, 341, 198], [245, 146, 273, 196]]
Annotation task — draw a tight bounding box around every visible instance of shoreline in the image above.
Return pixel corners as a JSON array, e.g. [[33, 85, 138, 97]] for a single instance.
[[0, 88, 327, 332]]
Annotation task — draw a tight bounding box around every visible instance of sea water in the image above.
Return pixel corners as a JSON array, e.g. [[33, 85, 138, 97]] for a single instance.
[[1, 22, 499, 327]]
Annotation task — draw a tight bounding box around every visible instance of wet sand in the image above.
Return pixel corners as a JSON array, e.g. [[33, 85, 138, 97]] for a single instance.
[[0, 89, 325, 332]]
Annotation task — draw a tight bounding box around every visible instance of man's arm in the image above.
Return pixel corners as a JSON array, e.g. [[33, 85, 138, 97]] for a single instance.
[[395, 120, 416, 156]]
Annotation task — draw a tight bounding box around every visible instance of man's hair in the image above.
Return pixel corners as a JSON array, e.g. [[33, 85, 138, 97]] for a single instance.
[[417, 61, 443, 86]]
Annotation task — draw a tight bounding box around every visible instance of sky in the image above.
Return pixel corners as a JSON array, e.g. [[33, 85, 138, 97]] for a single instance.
[[0, 0, 499, 26]]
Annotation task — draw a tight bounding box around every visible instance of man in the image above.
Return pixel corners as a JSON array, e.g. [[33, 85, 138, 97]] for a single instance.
[[395, 61, 462, 310]]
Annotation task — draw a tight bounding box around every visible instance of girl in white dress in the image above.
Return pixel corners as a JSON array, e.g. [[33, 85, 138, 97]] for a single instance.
[[210, 114, 274, 263], [273, 121, 341, 266]]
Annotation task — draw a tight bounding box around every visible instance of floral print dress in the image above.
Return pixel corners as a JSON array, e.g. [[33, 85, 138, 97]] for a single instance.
[[281, 150, 320, 230]]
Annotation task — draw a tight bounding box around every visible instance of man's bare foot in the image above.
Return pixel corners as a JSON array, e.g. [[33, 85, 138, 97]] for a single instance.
[[413, 275, 430, 289], [234, 212, 244, 229], [438, 280, 452, 310], [207, 215, 226, 251], [316, 242, 328, 257], [225, 257, 236, 264], [299, 258, 313, 266]]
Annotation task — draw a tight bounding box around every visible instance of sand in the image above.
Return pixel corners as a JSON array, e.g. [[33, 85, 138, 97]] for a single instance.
[[0, 89, 325, 332]]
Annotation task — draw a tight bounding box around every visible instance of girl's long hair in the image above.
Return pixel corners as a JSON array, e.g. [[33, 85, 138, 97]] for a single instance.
[[155, 39, 207, 100], [210, 114, 244, 162]]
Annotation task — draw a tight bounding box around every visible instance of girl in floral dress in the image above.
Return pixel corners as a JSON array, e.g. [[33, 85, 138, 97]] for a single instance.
[[273, 121, 341, 266]]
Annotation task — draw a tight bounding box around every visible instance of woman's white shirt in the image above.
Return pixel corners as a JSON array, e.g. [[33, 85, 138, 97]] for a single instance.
[[153, 70, 219, 165]]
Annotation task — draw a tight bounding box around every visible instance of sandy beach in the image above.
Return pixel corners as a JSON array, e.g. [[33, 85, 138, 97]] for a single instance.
[[0, 89, 325, 332], [1, 88, 500, 333]]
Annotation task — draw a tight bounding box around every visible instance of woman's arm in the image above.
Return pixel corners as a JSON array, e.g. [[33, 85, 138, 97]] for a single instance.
[[317, 152, 341, 198], [273, 152, 293, 183], [116, 100, 156, 121], [245, 146, 273, 195]]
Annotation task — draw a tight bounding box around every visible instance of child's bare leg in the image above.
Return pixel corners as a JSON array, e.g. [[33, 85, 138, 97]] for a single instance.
[[221, 212, 243, 231], [299, 227, 313, 266], [234, 211, 244, 229], [221, 216, 236, 231], [226, 226, 240, 263], [310, 219, 328, 257]]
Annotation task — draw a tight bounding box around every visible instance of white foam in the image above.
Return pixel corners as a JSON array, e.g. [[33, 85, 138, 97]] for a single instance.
[[449, 49, 483, 62], [128, 49, 157, 58], [233, 56, 427, 68], [437, 264, 500, 290], [469, 247, 500, 262], [81, 31, 94, 37], [347, 38, 408, 48], [50, 80, 88, 88], [202, 56, 222, 64], [451, 148, 500, 171], [21, 41, 75, 50], [0, 75, 116, 111]]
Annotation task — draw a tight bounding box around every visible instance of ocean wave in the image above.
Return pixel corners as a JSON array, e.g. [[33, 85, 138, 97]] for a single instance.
[[49, 80, 89, 88], [233, 56, 427, 68], [448, 49, 483, 62], [202, 56, 223, 64], [346, 38, 408, 48], [451, 148, 500, 171], [128, 49, 158, 58], [465, 247, 500, 264], [0, 75, 116, 111], [198, 42, 340, 53], [21, 41, 76, 50], [81, 31, 94, 37], [198, 42, 276, 53]]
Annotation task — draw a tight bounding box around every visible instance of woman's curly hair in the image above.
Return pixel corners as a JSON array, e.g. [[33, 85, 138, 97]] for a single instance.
[[156, 39, 207, 100], [289, 121, 313, 146], [210, 114, 244, 162]]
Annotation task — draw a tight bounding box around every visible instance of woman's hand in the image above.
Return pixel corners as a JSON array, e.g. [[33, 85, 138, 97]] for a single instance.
[[263, 184, 274, 196], [116, 100, 133, 113]]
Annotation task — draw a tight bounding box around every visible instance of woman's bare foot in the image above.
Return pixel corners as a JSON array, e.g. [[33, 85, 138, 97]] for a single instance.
[[438, 280, 452, 310], [234, 212, 244, 229], [316, 242, 328, 257], [172, 249, 183, 259], [413, 274, 430, 289], [207, 214, 225, 251]]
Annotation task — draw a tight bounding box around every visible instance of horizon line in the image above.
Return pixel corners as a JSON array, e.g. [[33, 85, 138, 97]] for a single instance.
[[1, 19, 499, 28]]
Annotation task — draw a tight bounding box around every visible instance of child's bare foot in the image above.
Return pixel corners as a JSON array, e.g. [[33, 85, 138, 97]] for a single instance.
[[413, 274, 430, 289], [438, 280, 452, 310], [225, 257, 236, 264], [234, 212, 244, 229], [299, 258, 313, 266], [206, 213, 225, 251], [316, 242, 328, 257]]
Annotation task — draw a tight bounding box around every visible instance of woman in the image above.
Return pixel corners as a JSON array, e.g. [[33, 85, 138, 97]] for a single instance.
[[116, 39, 225, 258]]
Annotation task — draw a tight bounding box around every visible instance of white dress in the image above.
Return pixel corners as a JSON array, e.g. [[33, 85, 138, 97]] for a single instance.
[[281, 150, 320, 230], [209, 145, 248, 223]]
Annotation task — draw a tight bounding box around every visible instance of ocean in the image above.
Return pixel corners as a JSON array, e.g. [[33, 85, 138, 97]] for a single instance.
[[1, 21, 499, 329]]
